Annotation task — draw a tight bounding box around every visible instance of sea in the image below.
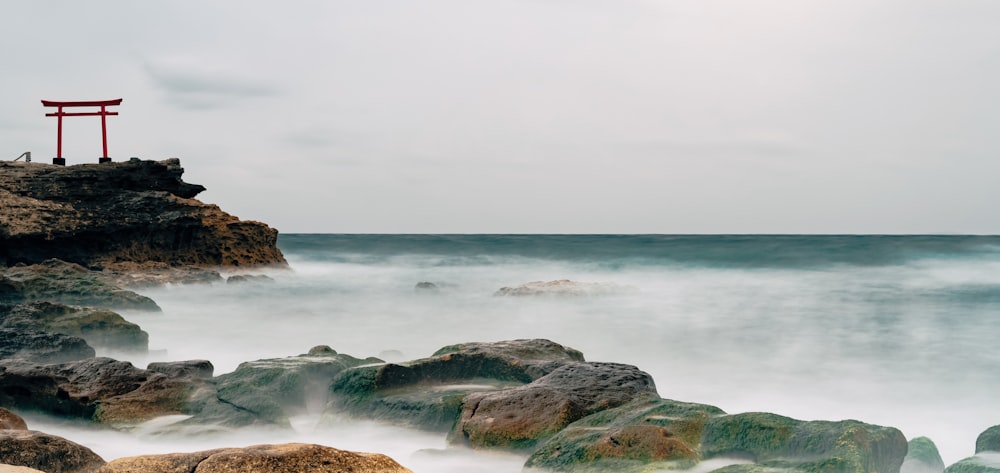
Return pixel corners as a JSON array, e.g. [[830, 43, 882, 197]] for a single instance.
[[25, 234, 1000, 472]]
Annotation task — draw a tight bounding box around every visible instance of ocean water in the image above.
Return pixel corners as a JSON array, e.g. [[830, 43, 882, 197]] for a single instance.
[[30, 234, 1000, 471]]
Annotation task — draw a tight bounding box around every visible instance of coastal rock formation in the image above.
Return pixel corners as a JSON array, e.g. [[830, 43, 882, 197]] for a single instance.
[[96, 443, 412, 473], [0, 357, 198, 424], [525, 396, 724, 471], [186, 347, 381, 428], [0, 409, 27, 431], [1, 260, 159, 311], [147, 360, 214, 379], [0, 429, 105, 473], [0, 302, 148, 354], [0, 158, 286, 268], [328, 339, 584, 432], [0, 328, 95, 363], [944, 454, 1000, 473], [453, 362, 659, 450], [903, 437, 946, 473], [699, 413, 907, 473], [494, 279, 633, 297], [979, 426, 1000, 453]]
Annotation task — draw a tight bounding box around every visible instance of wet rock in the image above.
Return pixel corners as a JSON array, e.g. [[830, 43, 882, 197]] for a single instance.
[[96, 443, 412, 473], [452, 362, 658, 450], [147, 360, 214, 380], [979, 426, 1000, 453], [187, 348, 381, 428], [525, 396, 725, 472], [414, 281, 439, 292], [903, 437, 946, 473], [0, 429, 105, 473], [944, 454, 1000, 473], [1, 260, 160, 311], [0, 328, 95, 363], [0, 302, 148, 354], [328, 339, 583, 432], [0, 409, 27, 430], [0, 158, 286, 269], [101, 262, 223, 288], [0, 357, 196, 424], [494, 279, 633, 297], [700, 412, 907, 473], [225, 274, 274, 284]]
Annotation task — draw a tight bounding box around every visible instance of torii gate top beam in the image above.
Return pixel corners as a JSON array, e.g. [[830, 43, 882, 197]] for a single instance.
[[42, 99, 123, 108]]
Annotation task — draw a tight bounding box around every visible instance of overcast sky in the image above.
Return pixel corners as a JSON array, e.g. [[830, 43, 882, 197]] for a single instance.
[[3, 1, 999, 233]]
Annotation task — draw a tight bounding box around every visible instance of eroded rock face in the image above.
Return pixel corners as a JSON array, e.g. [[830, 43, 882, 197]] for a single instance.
[[186, 348, 381, 428], [525, 396, 725, 472], [700, 412, 908, 473], [0, 408, 27, 431], [0, 430, 105, 473], [453, 362, 659, 450], [328, 339, 584, 432], [0, 302, 148, 354], [0, 358, 196, 424], [0, 159, 286, 268], [0, 328, 95, 363], [96, 443, 412, 473], [1, 260, 159, 311]]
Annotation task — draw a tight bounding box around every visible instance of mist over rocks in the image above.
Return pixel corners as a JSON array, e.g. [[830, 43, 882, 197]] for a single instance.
[[1, 260, 159, 312], [978, 426, 1000, 454], [903, 437, 946, 473], [0, 159, 286, 269], [494, 279, 635, 297], [1, 302, 148, 355]]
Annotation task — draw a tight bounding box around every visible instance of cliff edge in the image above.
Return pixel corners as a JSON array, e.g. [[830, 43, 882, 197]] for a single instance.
[[0, 158, 286, 268]]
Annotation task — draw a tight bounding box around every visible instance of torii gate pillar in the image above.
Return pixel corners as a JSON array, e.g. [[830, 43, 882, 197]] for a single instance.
[[41, 99, 122, 165]]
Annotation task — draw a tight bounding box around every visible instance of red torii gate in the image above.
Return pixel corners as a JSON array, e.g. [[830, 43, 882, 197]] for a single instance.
[[41, 98, 122, 165]]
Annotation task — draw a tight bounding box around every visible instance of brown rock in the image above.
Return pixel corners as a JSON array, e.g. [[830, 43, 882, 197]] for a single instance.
[[0, 357, 198, 424], [453, 361, 658, 449], [0, 159, 286, 269], [0, 429, 105, 473], [97, 443, 412, 473], [0, 409, 27, 430]]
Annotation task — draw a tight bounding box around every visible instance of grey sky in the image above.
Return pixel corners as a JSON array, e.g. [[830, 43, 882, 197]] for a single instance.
[[3, 1, 999, 233]]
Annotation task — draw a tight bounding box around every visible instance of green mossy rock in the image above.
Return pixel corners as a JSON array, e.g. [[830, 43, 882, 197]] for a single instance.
[[902, 437, 945, 473], [327, 339, 583, 432], [1, 260, 160, 311], [525, 395, 725, 472], [978, 426, 1000, 454], [0, 302, 148, 354], [189, 347, 381, 428], [944, 454, 1000, 473], [701, 412, 907, 473]]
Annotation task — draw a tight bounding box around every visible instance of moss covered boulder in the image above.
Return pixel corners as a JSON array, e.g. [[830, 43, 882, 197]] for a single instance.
[[525, 395, 725, 472], [452, 362, 659, 451], [188, 346, 381, 428], [978, 426, 1000, 454], [0, 302, 148, 354], [700, 412, 907, 473], [902, 437, 945, 473], [327, 339, 583, 432], [944, 454, 1000, 473], [1, 260, 159, 311]]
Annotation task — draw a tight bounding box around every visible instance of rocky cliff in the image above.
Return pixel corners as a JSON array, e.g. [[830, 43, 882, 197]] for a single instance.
[[0, 158, 286, 268]]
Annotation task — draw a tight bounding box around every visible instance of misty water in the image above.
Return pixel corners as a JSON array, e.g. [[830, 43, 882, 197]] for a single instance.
[[32, 235, 1000, 471]]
